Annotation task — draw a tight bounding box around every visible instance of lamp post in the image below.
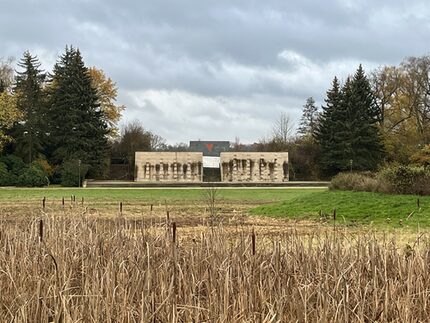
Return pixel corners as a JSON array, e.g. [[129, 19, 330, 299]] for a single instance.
[[78, 159, 81, 188]]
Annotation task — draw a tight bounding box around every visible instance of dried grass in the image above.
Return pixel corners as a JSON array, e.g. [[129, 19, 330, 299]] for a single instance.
[[1, 206, 430, 322]]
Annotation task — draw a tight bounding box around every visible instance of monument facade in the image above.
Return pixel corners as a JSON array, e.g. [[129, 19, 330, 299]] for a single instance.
[[134, 152, 203, 182], [135, 145, 289, 183], [220, 152, 289, 182]]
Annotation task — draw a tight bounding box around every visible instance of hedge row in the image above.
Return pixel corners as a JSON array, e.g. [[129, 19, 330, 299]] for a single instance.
[[0, 155, 88, 187], [331, 165, 430, 195]]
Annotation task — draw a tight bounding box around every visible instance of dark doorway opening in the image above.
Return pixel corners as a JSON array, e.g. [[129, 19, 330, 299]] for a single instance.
[[203, 168, 221, 182]]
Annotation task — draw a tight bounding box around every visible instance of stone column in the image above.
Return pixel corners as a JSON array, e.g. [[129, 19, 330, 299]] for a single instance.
[[186, 162, 191, 181], [145, 163, 150, 181], [157, 163, 161, 181], [252, 160, 258, 181], [165, 163, 170, 180], [265, 160, 270, 181], [269, 162, 274, 181], [273, 159, 279, 182], [177, 163, 181, 180], [198, 162, 202, 182], [191, 163, 198, 182], [150, 164, 155, 181], [221, 163, 226, 182], [177, 163, 182, 180], [159, 162, 164, 181], [240, 160, 245, 181], [283, 162, 289, 182], [172, 163, 177, 180], [267, 161, 272, 181], [264, 161, 270, 181], [233, 159, 238, 182], [245, 159, 250, 181]]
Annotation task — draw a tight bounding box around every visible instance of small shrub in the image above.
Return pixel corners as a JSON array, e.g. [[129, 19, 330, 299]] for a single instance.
[[410, 144, 430, 167], [0, 162, 7, 179], [332, 166, 430, 195], [378, 165, 430, 195], [0, 162, 18, 186], [17, 165, 48, 187], [60, 160, 89, 187], [330, 172, 381, 192], [33, 158, 54, 177], [0, 155, 26, 176]]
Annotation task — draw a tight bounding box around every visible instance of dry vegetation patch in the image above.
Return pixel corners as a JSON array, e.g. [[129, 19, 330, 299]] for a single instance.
[[1, 201, 430, 322]]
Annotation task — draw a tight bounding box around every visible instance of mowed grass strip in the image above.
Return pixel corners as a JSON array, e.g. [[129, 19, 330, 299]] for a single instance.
[[0, 187, 324, 204], [251, 190, 430, 228]]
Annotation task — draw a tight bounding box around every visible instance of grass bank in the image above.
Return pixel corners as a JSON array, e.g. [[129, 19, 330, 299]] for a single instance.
[[0, 187, 324, 204], [252, 190, 430, 228]]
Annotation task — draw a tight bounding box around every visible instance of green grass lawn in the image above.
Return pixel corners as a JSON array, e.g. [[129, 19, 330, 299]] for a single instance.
[[3, 187, 427, 228], [0, 187, 322, 204], [251, 189, 430, 228]]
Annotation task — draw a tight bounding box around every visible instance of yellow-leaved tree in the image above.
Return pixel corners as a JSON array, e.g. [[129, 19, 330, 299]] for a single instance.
[[372, 56, 430, 164], [0, 92, 21, 150], [89, 67, 125, 140]]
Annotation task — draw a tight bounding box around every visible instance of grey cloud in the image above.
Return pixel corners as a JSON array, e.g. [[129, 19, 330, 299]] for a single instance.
[[1, 0, 429, 143]]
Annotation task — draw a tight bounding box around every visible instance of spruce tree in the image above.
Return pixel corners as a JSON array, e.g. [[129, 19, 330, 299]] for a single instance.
[[314, 76, 342, 175], [47, 46, 109, 176], [315, 67, 384, 176], [347, 64, 384, 170], [298, 97, 318, 138], [13, 51, 46, 163]]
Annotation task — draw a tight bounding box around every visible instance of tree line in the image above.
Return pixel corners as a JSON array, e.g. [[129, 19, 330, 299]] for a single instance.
[[0, 47, 130, 185], [1, 48, 430, 184], [247, 56, 430, 180], [0, 46, 192, 185]]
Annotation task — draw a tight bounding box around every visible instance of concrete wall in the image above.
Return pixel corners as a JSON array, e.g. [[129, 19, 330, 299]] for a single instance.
[[135, 152, 203, 182], [220, 152, 289, 182]]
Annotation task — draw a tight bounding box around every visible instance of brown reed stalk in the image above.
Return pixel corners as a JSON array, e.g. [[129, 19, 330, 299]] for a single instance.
[[172, 222, 177, 244], [3, 202, 430, 322], [251, 228, 256, 256], [39, 219, 43, 243]]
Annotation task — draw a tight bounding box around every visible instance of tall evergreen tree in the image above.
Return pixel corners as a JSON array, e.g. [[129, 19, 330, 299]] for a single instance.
[[298, 97, 318, 138], [346, 64, 384, 170], [47, 46, 109, 176], [314, 76, 343, 175], [315, 67, 385, 176], [13, 51, 46, 163]]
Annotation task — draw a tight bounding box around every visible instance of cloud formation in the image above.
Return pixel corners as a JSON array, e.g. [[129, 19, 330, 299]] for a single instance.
[[1, 0, 429, 143]]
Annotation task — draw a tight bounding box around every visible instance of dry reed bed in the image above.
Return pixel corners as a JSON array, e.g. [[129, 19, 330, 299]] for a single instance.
[[1, 212, 430, 322]]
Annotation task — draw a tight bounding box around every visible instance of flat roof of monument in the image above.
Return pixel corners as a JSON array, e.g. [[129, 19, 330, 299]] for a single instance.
[[189, 141, 230, 157], [220, 152, 288, 155], [135, 152, 202, 155]]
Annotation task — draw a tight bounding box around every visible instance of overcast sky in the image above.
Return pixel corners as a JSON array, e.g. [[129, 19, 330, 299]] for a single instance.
[[1, 0, 429, 144]]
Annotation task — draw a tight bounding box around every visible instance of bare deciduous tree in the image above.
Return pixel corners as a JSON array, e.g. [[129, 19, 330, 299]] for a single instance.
[[0, 57, 14, 92], [272, 112, 294, 145], [112, 120, 166, 163], [149, 133, 167, 151]]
